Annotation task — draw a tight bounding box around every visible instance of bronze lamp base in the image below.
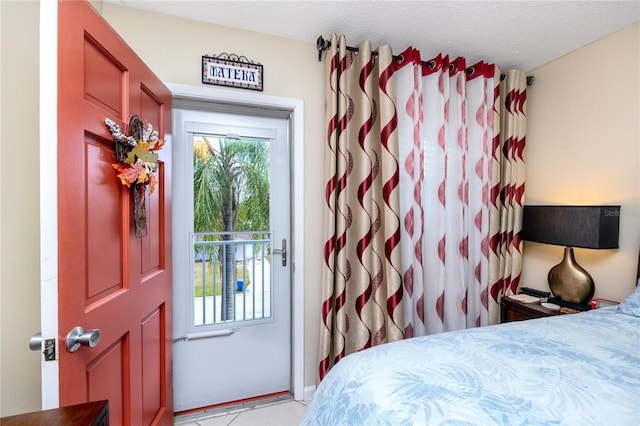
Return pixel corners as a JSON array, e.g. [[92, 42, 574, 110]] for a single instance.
[[548, 247, 595, 306]]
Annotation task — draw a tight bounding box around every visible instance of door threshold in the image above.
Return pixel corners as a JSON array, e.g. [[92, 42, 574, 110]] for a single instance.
[[173, 391, 291, 423]]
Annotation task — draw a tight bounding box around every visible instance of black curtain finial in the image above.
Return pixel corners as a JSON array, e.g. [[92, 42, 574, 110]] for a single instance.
[[317, 35, 331, 61]]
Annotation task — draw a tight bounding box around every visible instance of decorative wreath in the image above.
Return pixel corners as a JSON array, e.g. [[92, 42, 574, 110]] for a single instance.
[[104, 115, 165, 195]]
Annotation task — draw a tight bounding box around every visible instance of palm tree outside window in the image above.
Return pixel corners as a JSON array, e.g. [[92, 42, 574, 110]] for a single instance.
[[193, 136, 269, 321]]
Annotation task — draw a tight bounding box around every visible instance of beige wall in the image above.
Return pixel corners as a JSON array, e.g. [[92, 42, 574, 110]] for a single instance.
[[1, 0, 638, 416], [523, 23, 640, 302], [0, 0, 42, 417], [99, 3, 326, 396]]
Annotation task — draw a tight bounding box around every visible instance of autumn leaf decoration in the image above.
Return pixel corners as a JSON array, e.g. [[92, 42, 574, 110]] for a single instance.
[[105, 116, 165, 194]]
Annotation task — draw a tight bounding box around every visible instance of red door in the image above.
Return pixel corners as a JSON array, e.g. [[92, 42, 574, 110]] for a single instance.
[[57, 1, 172, 424]]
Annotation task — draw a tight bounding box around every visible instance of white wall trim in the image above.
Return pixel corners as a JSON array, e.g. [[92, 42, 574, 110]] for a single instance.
[[303, 385, 316, 403], [39, 0, 59, 409], [165, 83, 306, 401]]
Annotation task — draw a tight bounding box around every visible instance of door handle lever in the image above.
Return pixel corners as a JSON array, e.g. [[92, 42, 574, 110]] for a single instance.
[[272, 239, 287, 267]]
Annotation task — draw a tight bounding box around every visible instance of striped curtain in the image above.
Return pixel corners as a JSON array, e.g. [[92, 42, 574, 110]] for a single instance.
[[318, 34, 405, 381], [319, 34, 527, 380], [488, 69, 528, 324]]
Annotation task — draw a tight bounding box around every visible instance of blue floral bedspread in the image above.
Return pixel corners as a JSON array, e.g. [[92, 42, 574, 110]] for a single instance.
[[302, 308, 640, 425]]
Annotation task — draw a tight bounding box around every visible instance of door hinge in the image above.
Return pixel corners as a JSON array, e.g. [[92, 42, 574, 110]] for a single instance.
[[43, 338, 56, 361]]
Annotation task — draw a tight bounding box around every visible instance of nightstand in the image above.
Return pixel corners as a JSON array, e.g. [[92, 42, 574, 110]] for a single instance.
[[500, 296, 563, 323]]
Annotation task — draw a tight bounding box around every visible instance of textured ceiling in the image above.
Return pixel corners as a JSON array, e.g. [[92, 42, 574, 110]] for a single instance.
[[108, 0, 639, 71]]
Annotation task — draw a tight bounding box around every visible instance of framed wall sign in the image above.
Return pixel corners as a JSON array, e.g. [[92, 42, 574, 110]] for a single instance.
[[202, 54, 263, 91]]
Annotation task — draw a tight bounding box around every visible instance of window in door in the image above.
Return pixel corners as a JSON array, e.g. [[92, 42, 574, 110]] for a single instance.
[[191, 135, 273, 326]]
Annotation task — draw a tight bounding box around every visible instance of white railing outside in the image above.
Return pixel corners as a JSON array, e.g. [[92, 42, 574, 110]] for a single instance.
[[193, 232, 272, 326]]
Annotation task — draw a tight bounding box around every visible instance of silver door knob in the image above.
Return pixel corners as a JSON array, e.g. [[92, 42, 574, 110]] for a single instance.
[[29, 332, 42, 351], [66, 326, 101, 352], [29, 332, 56, 360]]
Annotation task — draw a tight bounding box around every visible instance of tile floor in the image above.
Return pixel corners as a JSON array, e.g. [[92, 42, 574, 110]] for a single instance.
[[174, 398, 308, 426]]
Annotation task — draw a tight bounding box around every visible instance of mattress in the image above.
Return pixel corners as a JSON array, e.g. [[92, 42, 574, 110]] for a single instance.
[[303, 307, 640, 425]]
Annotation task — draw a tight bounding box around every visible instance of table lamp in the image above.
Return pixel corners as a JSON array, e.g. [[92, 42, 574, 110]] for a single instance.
[[521, 205, 620, 306]]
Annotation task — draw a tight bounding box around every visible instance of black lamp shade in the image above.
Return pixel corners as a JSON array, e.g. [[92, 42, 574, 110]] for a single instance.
[[521, 205, 620, 249]]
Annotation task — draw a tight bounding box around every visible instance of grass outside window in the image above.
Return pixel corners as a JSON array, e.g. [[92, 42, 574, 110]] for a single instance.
[[194, 263, 251, 297]]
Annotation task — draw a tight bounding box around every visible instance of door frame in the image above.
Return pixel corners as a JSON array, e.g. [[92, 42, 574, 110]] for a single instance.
[[39, 0, 60, 409], [166, 82, 305, 402]]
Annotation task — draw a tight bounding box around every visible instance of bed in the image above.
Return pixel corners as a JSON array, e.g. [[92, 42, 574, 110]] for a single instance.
[[303, 266, 640, 425]]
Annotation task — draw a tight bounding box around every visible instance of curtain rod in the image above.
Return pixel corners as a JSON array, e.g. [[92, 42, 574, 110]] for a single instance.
[[316, 35, 534, 86]]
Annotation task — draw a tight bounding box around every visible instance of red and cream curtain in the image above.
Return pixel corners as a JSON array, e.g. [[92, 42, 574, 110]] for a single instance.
[[318, 34, 527, 380], [318, 35, 405, 381], [488, 69, 528, 323]]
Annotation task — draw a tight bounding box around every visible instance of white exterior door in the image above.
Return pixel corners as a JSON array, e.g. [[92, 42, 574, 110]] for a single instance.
[[172, 107, 291, 412]]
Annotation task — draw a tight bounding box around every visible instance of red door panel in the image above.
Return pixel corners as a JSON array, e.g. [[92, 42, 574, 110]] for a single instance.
[[85, 138, 123, 302], [58, 1, 172, 424], [138, 85, 166, 275], [87, 340, 127, 422], [141, 308, 164, 425]]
